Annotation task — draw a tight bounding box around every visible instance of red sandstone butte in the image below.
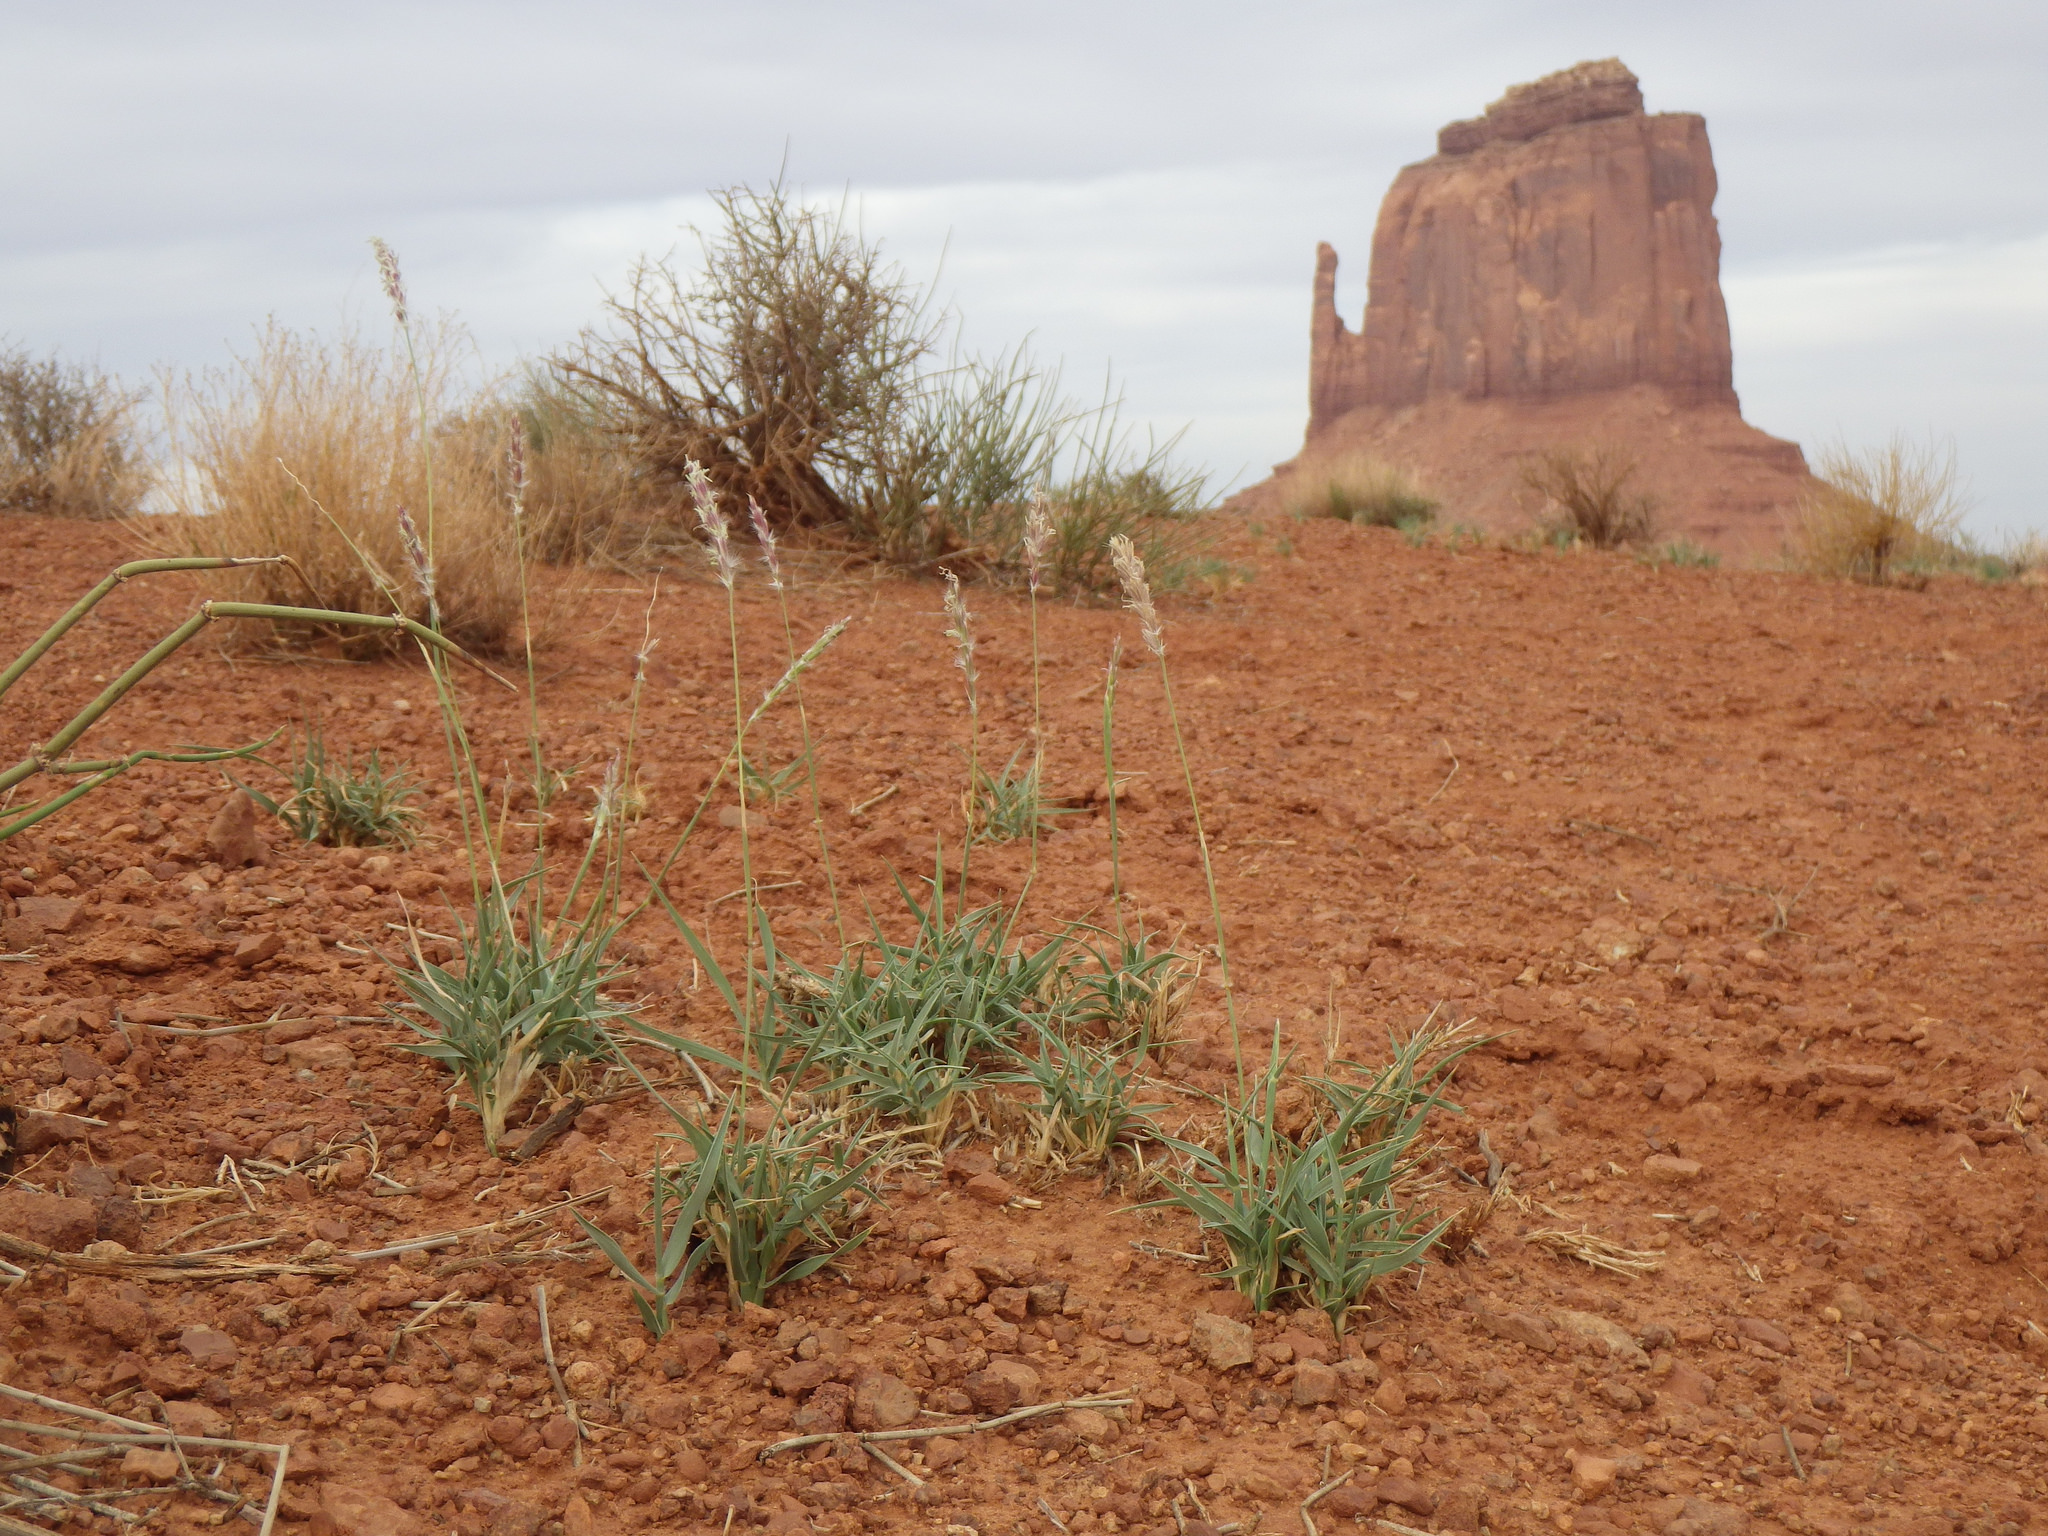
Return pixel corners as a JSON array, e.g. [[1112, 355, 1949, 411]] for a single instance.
[[1240, 59, 1811, 558]]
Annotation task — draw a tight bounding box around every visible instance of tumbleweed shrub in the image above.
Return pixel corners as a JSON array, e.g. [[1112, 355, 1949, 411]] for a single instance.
[[554, 177, 1213, 591], [160, 321, 528, 654], [0, 344, 148, 520], [1285, 452, 1437, 529], [1520, 444, 1656, 549], [1788, 434, 1970, 585]]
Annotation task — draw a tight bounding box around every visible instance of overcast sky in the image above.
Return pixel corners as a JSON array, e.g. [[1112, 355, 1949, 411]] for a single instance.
[[6, 1, 2043, 539]]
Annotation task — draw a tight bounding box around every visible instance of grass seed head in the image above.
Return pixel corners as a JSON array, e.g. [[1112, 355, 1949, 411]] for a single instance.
[[506, 417, 527, 521], [395, 504, 436, 608], [1109, 534, 1164, 657], [370, 238, 409, 329], [1024, 485, 1055, 593], [748, 495, 783, 589], [941, 568, 978, 703], [686, 459, 741, 589]]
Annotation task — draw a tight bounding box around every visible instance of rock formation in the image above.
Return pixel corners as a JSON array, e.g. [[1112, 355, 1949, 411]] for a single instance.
[[1249, 60, 1809, 557]]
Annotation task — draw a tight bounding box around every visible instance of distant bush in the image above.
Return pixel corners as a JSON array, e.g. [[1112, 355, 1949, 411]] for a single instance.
[[1521, 446, 1656, 549], [554, 179, 1210, 592], [161, 321, 529, 655], [0, 345, 147, 520], [1790, 435, 1969, 585], [498, 369, 666, 566], [1642, 538, 1720, 569], [1289, 455, 1437, 529]]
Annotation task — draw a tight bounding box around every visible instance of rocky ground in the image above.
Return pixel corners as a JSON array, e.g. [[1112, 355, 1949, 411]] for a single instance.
[[2, 511, 2046, 1536]]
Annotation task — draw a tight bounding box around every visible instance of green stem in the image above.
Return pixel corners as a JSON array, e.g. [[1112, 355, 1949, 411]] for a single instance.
[[0, 556, 284, 703], [1157, 659, 1239, 1095], [1101, 639, 1124, 937], [1026, 586, 1045, 890], [774, 594, 846, 951]]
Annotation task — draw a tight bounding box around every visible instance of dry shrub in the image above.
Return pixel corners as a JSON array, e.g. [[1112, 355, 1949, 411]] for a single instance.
[[555, 178, 936, 543], [1791, 435, 1969, 584], [0, 345, 148, 519], [1521, 445, 1656, 548], [556, 178, 1212, 590], [161, 322, 529, 655], [1287, 454, 1436, 528]]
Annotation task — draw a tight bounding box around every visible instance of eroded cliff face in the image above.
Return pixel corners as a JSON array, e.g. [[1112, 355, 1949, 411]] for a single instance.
[[1263, 59, 1809, 560], [1310, 59, 1735, 427]]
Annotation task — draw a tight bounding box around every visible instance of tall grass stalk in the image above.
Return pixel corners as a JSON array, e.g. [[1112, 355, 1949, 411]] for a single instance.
[[941, 569, 980, 898], [1023, 489, 1054, 886], [1108, 535, 1238, 1091], [749, 496, 845, 948], [1101, 637, 1125, 933]]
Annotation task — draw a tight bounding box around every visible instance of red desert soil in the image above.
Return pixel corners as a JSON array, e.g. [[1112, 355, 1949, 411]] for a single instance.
[[2, 511, 2046, 1536]]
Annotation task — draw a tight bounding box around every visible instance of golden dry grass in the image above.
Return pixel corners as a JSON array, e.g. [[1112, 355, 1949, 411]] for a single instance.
[[1789, 434, 1969, 584], [157, 322, 533, 655]]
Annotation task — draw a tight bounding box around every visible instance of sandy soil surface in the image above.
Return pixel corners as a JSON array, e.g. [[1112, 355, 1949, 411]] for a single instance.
[[2, 511, 2046, 1536]]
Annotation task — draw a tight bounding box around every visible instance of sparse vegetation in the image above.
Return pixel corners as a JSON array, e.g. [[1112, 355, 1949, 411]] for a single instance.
[[1146, 1024, 1476, 1332], [1790, 434, 1970, 584], [1521, 445, 1656, 549], [0, 344, 147, 520], [1289, 454, 1437, 529], [237, 727, 423, 847], [1642, 537, 1720, 570], [160, 321, 530, 654], [554, 179, 1211, 591]]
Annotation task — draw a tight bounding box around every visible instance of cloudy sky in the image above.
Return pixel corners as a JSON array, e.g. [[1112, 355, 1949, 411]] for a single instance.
[[6, 1, 2043, 539]]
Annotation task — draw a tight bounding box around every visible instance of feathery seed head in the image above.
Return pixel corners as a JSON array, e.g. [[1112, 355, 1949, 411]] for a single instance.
[[1109, 535, 1163, 658], [748, 496, 783, 589], [1023, 486, 1055, 593], [370, 239, 408, 328], [685, 459, 741, 589], [396, 504, 435, 607], [941, 568, 978, 704], [506, 418, 527, 521]]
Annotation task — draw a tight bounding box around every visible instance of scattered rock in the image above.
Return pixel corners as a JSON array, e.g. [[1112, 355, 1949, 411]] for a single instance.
[[1661, 1359, 1716, 1407], [177, 1326, 240, 1371], [368, 1382, 421, 1416], [233, 932, 285, 968], [317, 1483, 420, 1536], [1189, 1311, 1255, 1370], [1570, 1450, 1618, 1498], [1374, 1474, 1434, 1516], [1822, 1062, 1896, 1087], [1371, 1375, 1407, 1416], [561, 1359, 610, 1399], [1474, 1308, 1555, 1353], [1291, 1358, 1342, 1406], [962, 1171, 1017, 1205], [1642, 1155, 1704, 1184], [1735, 1316, 1792, 1354], [285, 1039, 355, 1073], [850, 1372, 920, 1430], [1239, 1469, 1294, 1502], [82, 1292, 152, 1346], [562, 1496, 596, 1536], [0, 1192, 98, 1251], [1552, 1309, 1648, 1366], [1649, 1496, 1750, 1536], [14, 895, 84, 934], [206, 793, 271, 869], [119, 1446, 182, 1482], [1062, 1408, 1117, 1443], [165, 1400, 230, 1438]]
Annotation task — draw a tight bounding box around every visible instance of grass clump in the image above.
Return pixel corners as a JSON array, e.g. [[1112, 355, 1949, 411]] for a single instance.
[[1641, 538, 1720, 570], [237, 728, 423, 847], [1521, 445, 1656, 549], [1145, 1023, 1476, 1334], [579, 1097, 871, 1323], [965, 747, 1073, 845], [1290, 455, 1437, 529], [391, 879, 636, 1155], [1789, 434, 1970, 584], [0, 345, 147, 520], [766, 876, 1062, 1145], [161, 321, 529, 654], [996, 1030, 1164, 1174]]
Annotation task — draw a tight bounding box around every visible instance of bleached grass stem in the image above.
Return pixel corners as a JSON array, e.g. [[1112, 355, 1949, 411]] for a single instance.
[[1109, 534, 1238, 1092]]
